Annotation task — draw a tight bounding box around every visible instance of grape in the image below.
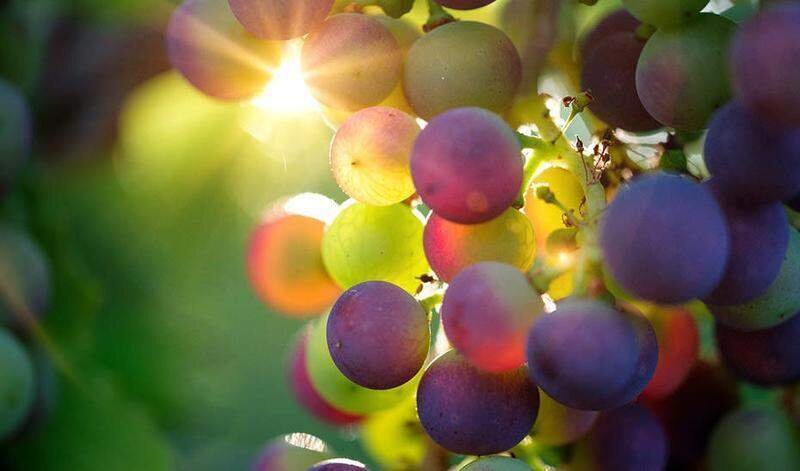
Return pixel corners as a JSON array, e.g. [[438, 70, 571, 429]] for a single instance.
[[572, 404, 668, 471], [579, 10, 641, 58], [247, 209, 341, 317], [581, 32, 660, 132], [416, 350, 539, 455], [703, 184, 790, 306], [461, 456, 530, 470], [523, 167, 584, 253], [166, 0, 281, 101], [708, 408, 800, 471], [599, 173, 730, 304], [715, 311, 800, 386], [11, 346, 57, 438], [306, 313, 418, 415], [0, 226, 51, 331], [410, 107, 523, 224], [531, 390, 598, 446], [0, 328, 34, 440], [621, 0, 710, 28], [709, 229, 800, 331], [308, 458, 369, 470], [526, 299, 658, 410], [330, 106, 420, 206], [361, 399, 427, 470], [641, 308, 699, 401], [437, 0, 497, 10], [327, 281, 429, 390], [302, 14, 402, 111], [635, 13, 735, 131], [287, 328, 362, 425], [228, 0, 334, 40], [704, 101, 800, 205], [252, 433, 335, 471], [441, 262, 542, 372], [731, 4, 800, 127], [403, 22, 521, 121], [423, 209, 535, 282], [321, 202, 429, 294], [0, 79, 31, 197]]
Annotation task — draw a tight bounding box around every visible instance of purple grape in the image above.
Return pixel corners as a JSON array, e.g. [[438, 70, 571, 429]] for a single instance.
[[599, 173, 730, 304], [703, 183, 789, 306], [572, 404, 668, 471], [410, 107, 523, 224], [581, 32, 661, 133], [228, 0, 334, 40], [327, 281, 429, 390], [441, 262, 543, 372], [308, 458, 369, 470], [416, 350, 539, 455], [731, 4, 800, 127], [715, 311, 800, 386], [437, 0, 497, 9], [704, 101, 800, 205], [580, 10, 641, 58], [526, 299, 658, 411]]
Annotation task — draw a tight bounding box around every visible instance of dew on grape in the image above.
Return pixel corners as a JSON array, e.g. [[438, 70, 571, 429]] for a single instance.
[[228, 0, 334, 40]]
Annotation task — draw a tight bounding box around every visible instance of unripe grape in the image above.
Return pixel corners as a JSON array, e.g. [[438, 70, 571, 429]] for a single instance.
[[252, 433, 335, 471], [622, 0, 710, 28]]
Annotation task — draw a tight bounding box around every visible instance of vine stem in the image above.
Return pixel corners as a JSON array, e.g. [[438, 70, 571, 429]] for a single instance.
[[424, 0, 456, 31]]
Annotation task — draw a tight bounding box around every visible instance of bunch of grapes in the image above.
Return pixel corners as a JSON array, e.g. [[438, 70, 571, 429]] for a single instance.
[[166, 0, 800, 469]]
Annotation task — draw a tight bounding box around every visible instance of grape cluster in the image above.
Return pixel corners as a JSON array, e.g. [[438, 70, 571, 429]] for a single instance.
[[165, 0, 800, 469]]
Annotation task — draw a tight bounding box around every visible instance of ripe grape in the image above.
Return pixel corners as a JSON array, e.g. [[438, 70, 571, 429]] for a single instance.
[[704, 184, 790, 306], [437, 0, 497, 10], [572, 404, 668, 471], [228, 0, 334, 40], [330, 106, 420, 206], [302, 14, 402, 111], [306, 314, 417, 415], [461, 456, 530, 470], [321, 202, 429, 293], [0, 79, 31, 197], [641, 308, 699, 400], [526, 299, 657, 410], [523, 167, 584, 253], [581, 32, 660, 132], [704, 101, 800, 205], [441, 262, 542, 372], [636, 13, 735, 131], [252, 433, 335, 471], [708, 408, 800, 471], [731, 4, 800, 127], [621, 0, 710, 28], [410, 107, 523, 224], [403, 22, 521, 120], [247, 210, 341, 317], [361, 399, 426, 470], [709, 229, 800, 331], [0, 226, 51, 331], [531, 390, 598, 446], [287, 328, 362, 425], [423, 209, 535, 282], [166, 0, 281, 101], [308, 458, 369, 470], [327, 281, 429, 390], [416, 350, 539, 456], [599, 173, 730, 304], [579, 10, 640, 58], [0, 328, 34, 440], [715, 311, 800, 386]]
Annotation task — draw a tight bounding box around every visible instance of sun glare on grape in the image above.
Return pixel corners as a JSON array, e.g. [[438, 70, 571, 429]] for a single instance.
[[251, 41, 318, 115]]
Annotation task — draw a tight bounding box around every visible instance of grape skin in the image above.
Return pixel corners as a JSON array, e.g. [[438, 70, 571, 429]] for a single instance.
[[410, 107, 523, 224], [302, 14, 402, 111], [708, 408, 800, 471], [532, 390, 598, 446], [599, 173, 730, 304], [166, 0, 281, 101], [635, 13, 735, 131], [327, 281, 429, 390], [403, 22, 521, 121], [0, 328, 34, 440], [228, 0, 334, 40], [252, 433, 335, 471], [523, 167, 584, 253], [416, 350, 539, 456], [622, 0, 710, 28], [308, 458, 369, 470], [437, 0, 497, 10], [579, 10, 640, 58], [731, 4, 800, 127], [461, 456, 530, 470], [442, 262, 542, 372], [0, 226, 51, 331], [0, 79, 31, 198], [641, 308, 699, 401], [423, 209, 535, 282]]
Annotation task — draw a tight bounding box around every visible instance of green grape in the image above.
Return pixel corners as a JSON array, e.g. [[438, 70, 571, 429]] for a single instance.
[[305, 313, 419, 415], [709, 407, 800, 471], [461, 456, 531, 470], [0, 328, 34, 440], [709, 229, 800, 331], [361, 397, 427, 469], [531, 390, 598, 446], [523, 167, 585, 254], [622, 0, 710, 27], [322, 202, 429, 293]]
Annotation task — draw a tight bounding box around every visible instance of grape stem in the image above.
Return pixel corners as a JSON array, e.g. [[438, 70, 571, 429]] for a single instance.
[[424, 0, 456, 32]]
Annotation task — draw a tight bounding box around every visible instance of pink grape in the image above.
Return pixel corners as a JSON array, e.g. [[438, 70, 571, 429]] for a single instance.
[[228, 0, 334, 40]]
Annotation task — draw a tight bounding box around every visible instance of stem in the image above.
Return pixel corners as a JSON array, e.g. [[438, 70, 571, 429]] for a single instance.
[[424, 0, 456, 31]]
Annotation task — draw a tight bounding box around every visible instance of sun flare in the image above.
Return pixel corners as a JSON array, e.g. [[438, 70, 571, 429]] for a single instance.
[[251, 41, 319, 115]]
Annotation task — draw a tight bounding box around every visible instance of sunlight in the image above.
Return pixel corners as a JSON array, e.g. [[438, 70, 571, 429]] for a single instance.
[[251, 41, 319, 115]]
